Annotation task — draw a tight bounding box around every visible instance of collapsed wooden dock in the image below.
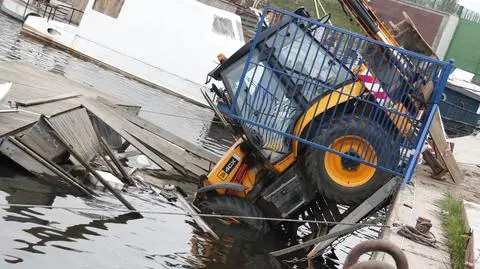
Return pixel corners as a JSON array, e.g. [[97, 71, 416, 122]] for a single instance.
[[0, 61, 220, 201]]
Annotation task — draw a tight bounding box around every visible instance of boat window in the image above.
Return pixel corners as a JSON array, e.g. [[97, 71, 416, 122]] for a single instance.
[[92, 0, 124, 19], [212, 15, 235, 39]]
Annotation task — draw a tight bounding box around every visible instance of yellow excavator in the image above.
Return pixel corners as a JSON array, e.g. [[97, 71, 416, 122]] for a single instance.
[[194, 0, 451, 239]]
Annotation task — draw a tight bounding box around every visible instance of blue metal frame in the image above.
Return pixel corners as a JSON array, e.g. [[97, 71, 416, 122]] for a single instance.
[[227, 5, 453, 184]]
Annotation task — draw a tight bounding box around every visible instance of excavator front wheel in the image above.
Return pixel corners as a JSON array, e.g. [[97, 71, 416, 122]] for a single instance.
[[324, 135, 378, 188]]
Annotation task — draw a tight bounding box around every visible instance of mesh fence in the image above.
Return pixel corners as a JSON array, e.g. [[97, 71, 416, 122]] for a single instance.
[[225, 6, 453, 182]]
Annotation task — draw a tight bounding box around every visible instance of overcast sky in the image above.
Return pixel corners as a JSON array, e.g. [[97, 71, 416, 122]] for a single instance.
[[459, 0, 480, 13]]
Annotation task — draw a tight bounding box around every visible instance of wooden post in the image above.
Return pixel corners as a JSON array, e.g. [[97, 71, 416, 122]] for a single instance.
[[429, 110, 464, 183], [99, 136, 135, 185]]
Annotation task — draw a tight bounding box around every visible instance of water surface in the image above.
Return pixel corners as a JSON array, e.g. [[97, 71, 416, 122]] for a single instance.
[[0, 12, 385, 269]]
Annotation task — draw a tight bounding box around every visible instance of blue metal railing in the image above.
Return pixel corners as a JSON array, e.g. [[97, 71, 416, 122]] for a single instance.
[[227, 6, 453, 183]]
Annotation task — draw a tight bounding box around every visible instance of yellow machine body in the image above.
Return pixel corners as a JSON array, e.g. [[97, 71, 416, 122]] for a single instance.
[[204, 81, 366, 196]]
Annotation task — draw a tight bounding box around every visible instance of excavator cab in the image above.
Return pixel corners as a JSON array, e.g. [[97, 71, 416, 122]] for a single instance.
[[216, 15, 354, 163]]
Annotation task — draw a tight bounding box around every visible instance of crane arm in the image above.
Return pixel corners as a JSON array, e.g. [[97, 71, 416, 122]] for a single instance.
[[337, 0, 399, 46]]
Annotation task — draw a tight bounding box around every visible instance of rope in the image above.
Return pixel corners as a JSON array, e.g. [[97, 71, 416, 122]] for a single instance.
[[0, 203, 390, 228], [395, 224, 436, 247]]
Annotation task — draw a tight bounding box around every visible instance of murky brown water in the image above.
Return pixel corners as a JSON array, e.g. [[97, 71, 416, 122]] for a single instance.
[[0, 12, 385, 269]]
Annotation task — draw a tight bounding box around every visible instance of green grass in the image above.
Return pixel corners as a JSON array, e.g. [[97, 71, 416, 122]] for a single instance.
[[264, 0, 363, 33], [440, 193, 469, 269]]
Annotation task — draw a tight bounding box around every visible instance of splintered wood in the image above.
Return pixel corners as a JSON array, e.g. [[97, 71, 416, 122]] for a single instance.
[[420, 81, 464, 183], [428, 110, 464, 183]]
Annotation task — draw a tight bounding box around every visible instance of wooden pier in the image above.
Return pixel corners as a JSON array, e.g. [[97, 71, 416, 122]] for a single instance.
[[0, 61, 220, 208]]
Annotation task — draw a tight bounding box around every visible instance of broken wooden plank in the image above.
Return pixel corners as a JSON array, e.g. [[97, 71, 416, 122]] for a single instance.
[[174, 190, 219, 240], [422, 149, 448, 179], [97, 96, 220, 164], [429, 110, 464, 183], [80, 98, 177, 173], [99, 136, 135, 185], [44, 117, 139, 213], [15, 93, 81, 107], [307, 178, 400, 260], [83, 98, 209, 176], [48, 108, 100, 164], [2, 137, 92, 196]]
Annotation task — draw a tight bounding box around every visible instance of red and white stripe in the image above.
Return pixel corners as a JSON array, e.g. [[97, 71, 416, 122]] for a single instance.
[[358, 70, 389, 103]]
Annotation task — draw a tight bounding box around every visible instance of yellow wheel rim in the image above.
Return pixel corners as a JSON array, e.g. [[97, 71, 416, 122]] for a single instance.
[[324, 135, 378, 188]]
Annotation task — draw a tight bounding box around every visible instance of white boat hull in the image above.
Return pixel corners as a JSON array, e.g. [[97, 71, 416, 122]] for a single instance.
[[21, 0, 246, 107]]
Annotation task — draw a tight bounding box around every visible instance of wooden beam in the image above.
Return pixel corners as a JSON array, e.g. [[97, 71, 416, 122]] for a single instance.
[[44, 117, 140, 213], [99, 136, 135, 185], [15, 94, 81, 107], [307, 178, 400, 262], [429, 110, 464, 183], [96, 96, 220, 164], [83, 98, 209, 176]]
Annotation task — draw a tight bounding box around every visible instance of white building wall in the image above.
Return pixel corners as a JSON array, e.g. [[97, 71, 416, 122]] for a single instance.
[[435, 14, 459, 60], [77, 0, 244, 87]]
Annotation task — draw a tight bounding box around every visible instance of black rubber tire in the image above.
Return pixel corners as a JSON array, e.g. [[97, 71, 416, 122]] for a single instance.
[[198, 196, 270, 238], [305, 115, 396, 205]]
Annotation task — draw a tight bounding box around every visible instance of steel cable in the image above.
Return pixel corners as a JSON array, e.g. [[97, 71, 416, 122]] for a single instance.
[[0, 203, 390, 228]]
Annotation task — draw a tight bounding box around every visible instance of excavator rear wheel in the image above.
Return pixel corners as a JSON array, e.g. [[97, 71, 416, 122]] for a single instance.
[[304, 115, 396, 205], [198, 196, 270, 239]]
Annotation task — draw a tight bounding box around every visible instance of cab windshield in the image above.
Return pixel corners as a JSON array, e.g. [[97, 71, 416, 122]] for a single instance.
[[219, 21, 354, 159], [265, 22, 353, 102]]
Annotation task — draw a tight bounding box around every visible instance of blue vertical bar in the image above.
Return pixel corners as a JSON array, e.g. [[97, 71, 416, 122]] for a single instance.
[[230, 5, 270, 116]]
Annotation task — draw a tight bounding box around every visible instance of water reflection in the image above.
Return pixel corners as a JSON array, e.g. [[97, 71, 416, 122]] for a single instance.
[[0, 160, 288, 268], [187, 227, 289, 269]]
